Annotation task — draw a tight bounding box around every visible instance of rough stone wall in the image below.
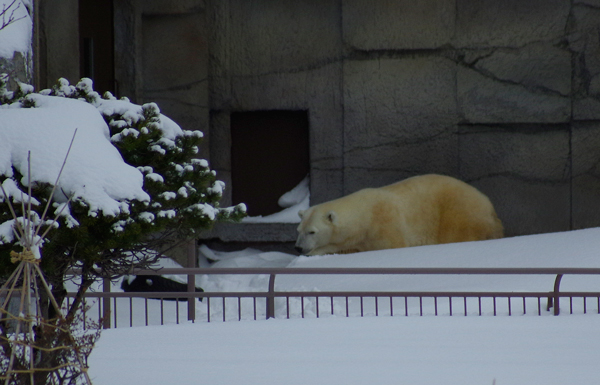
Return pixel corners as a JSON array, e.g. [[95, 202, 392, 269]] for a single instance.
[[36, 0, 79, 89], [118, 1, 211, 156], [140, 9, 208, 153], [209, 0, 345, 206], [209, 0, 600, 237]]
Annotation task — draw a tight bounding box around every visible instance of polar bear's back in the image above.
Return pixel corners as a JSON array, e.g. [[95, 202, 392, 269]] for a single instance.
[[379, 174, 503, 246], [296, 174, 503, 255]]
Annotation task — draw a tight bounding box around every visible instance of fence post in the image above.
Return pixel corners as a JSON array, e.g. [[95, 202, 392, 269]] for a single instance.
[[547, 274, 563, 316], [266, 274, 276, 319], [187, 240, 197, 322], [102, 278, 111, 329]]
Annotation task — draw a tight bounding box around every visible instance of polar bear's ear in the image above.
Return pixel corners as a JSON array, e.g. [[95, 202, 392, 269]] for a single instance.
[[326, 210, 338, 224], [298, 210, 305, 219]]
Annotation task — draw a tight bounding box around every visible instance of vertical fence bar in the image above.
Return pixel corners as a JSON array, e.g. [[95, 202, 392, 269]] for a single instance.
[[129, 297, 133, 327], [478, 297, 482, 316], [551, 274, 563, 316], [160, 299, 164, 325], [113, 297, 118, 328], [330, 297, 334, 316], [266, 274, 276, 319], [207, 297, 211, 322], [464, 297, 467, 316], [316, 297, 320, 318], [360, 297, 364, 317], [449, 297, 453, 316], [253, 297, 257, 320], [102, 278, 111, 329], [81, 298, 86, 330], [389, 297, 394, 317], [570, 297, 573, 315], [346, 297, 350, 317], [187, 240, 197, 323], [508, 297, 512, 316]]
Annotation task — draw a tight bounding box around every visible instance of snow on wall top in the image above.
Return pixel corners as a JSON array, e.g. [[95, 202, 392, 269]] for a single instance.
[[0, 0, 32, 58], [0, 94, 150, 216]]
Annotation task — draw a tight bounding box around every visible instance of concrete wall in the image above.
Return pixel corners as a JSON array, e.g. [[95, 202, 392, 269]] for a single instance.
[[36, 0, 79, 89], [208, 0, 600, 237], [209, 0, 344, 206], [28, 0, 600, 240]]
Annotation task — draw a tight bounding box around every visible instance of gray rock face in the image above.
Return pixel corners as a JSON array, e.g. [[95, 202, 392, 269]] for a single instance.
[[204, 0, 600, 241], [454, 0, 570, 48], [343, 0, 455, 50]]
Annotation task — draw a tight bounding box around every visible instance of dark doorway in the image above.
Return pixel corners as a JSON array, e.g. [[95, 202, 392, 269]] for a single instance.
[[79, 0, 115, 95], [231, 111, 310, 217]]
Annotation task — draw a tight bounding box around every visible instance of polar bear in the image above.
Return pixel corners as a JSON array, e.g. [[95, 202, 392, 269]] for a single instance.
[[295, 174, 503, 255]]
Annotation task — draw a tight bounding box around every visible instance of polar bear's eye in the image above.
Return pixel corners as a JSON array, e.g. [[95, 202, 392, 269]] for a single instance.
[[308, 231, 316, 235]]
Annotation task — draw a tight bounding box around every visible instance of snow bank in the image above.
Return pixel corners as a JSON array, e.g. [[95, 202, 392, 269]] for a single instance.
[[89, 228, 600, 384], [89, 315, 600, 385]]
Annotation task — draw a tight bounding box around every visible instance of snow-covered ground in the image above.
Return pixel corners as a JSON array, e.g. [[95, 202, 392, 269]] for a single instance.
[[89, 315, 599, 385], [88, 228, 600, 385]]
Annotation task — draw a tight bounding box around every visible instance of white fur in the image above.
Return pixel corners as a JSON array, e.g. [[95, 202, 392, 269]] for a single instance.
[[295, 174, 503, 255]]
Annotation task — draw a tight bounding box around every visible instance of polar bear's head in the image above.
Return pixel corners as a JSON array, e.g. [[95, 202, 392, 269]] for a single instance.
[[295, 208, 338, 255]]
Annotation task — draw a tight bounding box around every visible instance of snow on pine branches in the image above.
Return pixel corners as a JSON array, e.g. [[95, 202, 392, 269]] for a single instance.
[[0, 76, 245, 314]]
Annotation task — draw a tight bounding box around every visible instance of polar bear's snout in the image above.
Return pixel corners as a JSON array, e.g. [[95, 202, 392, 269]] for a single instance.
[[295, 221, 323, 255], [294, 231, 313, 255]]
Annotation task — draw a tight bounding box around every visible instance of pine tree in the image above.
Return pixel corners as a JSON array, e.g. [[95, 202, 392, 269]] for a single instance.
[[0, 76, 246, 319]]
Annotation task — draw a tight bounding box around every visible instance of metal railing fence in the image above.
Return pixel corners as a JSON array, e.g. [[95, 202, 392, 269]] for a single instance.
[[65, 267, 600, 328]]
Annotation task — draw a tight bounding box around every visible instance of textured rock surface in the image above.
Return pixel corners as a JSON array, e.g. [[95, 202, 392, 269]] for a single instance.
[[572, 122, 600, 230], [454, 0, 569, 48], [141, 11, 208, 153], [343, 57, 458, 190], [458, 66, 571, 124], [343, 0, 455, 50], [459, 126, 571, 235], [200, 0, 600, 240]]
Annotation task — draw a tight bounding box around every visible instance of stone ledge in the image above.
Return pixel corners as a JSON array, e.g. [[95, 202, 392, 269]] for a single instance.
[[198, 222, 299, 243]]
